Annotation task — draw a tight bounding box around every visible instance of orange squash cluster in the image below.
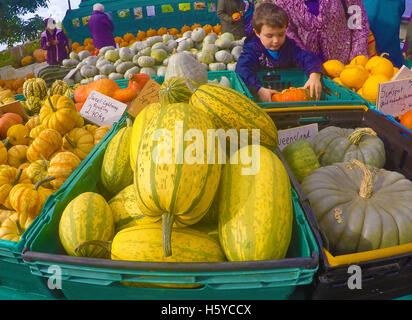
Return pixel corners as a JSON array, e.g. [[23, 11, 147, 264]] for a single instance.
[[0, 74, 35, 95], [71, 23, 222, 53]]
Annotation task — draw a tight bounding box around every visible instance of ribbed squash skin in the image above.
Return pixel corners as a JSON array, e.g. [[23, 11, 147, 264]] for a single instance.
[[129, 103, 161, 172], [218, 145, 293, 261], [59, 192, 114, 258], [101, 126, 133, 197], [134, 103, 222, 255], [282, 139, 320, 183], [108, 185, 160, 232], [159, 77, 194, 105], [189, 83, 278, 149], [111, 223, 226, 262]]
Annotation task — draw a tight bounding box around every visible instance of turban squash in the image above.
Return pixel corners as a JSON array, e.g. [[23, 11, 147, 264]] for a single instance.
[[301, 160, 412, 255]]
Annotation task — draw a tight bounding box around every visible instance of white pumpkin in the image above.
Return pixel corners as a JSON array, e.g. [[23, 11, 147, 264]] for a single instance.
[[197, 51, 214, 65], [119, 47, 134, 61], [140, 67, 157, 76], [231, 46, 243, 61], [137, 56, 155, 68], [215, 37, 232, 50], [209, 62, 227, 71], [191, 27, 206, 43], [215, 50, 234, 64]]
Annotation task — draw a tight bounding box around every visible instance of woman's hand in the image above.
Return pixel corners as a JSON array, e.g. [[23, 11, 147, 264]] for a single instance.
[[303, 73, 322, 100], [257, 87, 278, 103]]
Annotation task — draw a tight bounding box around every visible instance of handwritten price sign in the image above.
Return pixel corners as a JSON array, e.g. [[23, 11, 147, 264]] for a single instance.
[[80, 90, 127, 126], [377, 78, 412, 117], [128, 79, 161, 118]]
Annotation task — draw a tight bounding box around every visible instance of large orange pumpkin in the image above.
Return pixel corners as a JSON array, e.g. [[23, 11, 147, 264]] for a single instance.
[[33, 49, 47, 63]]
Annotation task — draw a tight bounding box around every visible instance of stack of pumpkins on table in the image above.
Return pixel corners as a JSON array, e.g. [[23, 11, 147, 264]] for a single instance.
[[70, 24, 223, 54], [281, 125, 412, 257], [58, 53, 296, 284], [63, 25, 244, 85], [0, 77, 114, 242]]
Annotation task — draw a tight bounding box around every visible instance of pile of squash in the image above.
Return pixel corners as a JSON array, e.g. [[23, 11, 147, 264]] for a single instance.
[[71, 24, 222, 53], [282, 124, 412, 257], [323, 53, 398, 104], [57, 78, 296, 282], [0, 91, 112, 242]]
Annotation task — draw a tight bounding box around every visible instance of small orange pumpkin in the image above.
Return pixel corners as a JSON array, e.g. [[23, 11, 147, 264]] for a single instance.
[[47, 152, 81, 190], [8, 145, 28, 168], [26, 129, 63, 163], [400, 111, 412, 130], [271, 87, 313, 102], [94, 126, 112, 145], [136, 30, 146, 41], [62, 127, 95, 160], [146, 28, 157, 37]]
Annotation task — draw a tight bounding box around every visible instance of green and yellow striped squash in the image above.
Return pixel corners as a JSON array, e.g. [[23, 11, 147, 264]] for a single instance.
[[101, 123, 133, 197], [159, 76, 194, 105], [108, 184, 160, 232], [112, 223, 226, 263], [282, 139, 321, 183], [189, 83, 278, 150], [129, 102, 162, 172], [134, 102, 222, 257], [23, 78, 48, 100], [59, 192, 114, 258], [218, 144, 293, 261]]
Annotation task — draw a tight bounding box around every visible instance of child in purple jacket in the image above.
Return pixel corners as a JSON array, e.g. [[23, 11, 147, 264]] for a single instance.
[[41, 18, 69, 65], [235, 3, 323, 103]]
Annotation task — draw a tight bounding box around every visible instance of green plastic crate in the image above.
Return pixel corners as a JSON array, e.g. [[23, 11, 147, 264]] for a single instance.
[[22, 114, 319, 300], [250, 69, 370, 108], [0, 116, 122, 300], [115, 70, 253, 99]]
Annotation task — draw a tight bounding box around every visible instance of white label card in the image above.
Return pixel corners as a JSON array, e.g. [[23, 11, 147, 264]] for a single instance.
[[277, 123, 319, 150], [80, 90, 127, 126], [377, 77, 412, 117]]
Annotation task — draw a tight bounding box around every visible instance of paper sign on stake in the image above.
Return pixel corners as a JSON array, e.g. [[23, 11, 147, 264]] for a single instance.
[[377, 77, 412, 117], [80, 90, 127, 126], [277, 123, 319, 150], [128, 78, 161, 118]]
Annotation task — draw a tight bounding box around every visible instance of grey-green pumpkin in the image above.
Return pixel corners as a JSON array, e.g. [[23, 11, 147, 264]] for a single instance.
[[311, 126, 385, 168], [301, 160, 412, 256]]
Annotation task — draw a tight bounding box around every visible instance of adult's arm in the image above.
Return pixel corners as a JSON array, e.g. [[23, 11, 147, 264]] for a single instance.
[[101, 14, 114, 32], [217, 0, 233, 24], [235, 44, 262, 96], [40, 34, 49, 50]]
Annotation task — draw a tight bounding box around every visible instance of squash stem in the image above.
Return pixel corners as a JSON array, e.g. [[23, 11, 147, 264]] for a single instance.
[[65, 135, 77, 149], [347, 128, 377, 145], [47, 96, 57, 112], [162, 212, 175, 257], [15, 219, 25, 237], [352, 159, 374, 199], [12, 168, 23, 186], [34, 176, 55, 190]]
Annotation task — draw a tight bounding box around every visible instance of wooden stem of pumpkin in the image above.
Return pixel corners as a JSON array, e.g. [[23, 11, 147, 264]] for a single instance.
[[15, 219, 25, 237], [162, 211, 175, 257], [13, 168, 23, 186], [34, 176, 55, 190], [47, 96, 57, 112], [74, 240, 112, 255], [352, 159, 374, 199], [64, 135, 77, 149], [347, 128, 377, 145]]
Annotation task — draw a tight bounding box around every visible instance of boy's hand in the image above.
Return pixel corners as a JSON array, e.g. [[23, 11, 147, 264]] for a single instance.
[[257, 87, 278, 103], [303, 73, 322, 101]]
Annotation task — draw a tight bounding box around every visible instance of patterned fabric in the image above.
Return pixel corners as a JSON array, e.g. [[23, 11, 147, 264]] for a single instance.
[[273, 0, 370, 64], [368, 30, 377, 58]]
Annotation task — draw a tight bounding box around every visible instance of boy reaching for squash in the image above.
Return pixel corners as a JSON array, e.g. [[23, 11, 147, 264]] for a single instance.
[[235, 3, 323, 102]]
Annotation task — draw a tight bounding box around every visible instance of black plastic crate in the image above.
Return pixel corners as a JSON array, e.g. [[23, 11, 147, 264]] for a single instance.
[[268, 105, 412, 300]]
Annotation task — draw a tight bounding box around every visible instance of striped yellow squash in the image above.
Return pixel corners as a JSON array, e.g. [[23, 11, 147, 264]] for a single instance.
[[111, 223, 226, 263], [59, 192, 114, 258], [218, 145, 293, 261], [159, 76, 194, 105], [134, 103, 222, 257], [101, 123, 133, 197], [108, 184, 160, 232], [189, 83, 278, 149], [129, 103, 162, 172]]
